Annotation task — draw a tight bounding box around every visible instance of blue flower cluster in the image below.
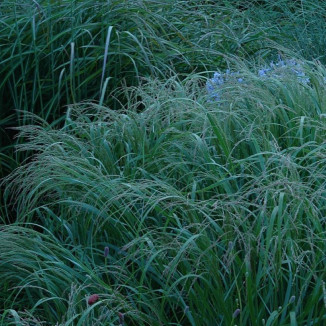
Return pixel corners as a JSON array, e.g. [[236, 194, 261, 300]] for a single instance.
[[207, 57, 310, 102], [206, 70, 244, 102], [257, 58, 310, 84]]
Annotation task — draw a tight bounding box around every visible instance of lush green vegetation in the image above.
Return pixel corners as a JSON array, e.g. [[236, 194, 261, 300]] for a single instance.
[[1, 0, 325, 325]]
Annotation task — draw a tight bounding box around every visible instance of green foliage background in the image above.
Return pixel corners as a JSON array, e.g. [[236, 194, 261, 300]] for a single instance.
[[0, 0, 325, 325]]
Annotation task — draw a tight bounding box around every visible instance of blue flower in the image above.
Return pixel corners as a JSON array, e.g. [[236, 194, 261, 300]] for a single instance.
[[258, 68, 271, 77], [207, 57, 313, 102]]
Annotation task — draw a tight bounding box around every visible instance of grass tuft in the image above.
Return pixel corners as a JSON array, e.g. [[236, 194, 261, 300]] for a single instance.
[[3, 68, 326, 324]]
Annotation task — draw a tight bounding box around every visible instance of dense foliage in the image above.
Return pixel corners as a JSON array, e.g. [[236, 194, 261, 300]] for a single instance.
[[1, 0, 325, 325]]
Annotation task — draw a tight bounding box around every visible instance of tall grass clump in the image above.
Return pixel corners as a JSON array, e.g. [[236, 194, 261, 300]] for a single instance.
[[3, 58, 326, 324], [3, 0, 326, 176], [0, 0, 259, 181], [0, 0, 262, 127], [1, 0, 254, 216]]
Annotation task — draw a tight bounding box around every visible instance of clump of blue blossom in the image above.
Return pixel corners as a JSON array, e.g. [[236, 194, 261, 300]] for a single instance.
[[207, 57, 310, 102], [257, 58, 310, 84], [206, 70, 244, 101]]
